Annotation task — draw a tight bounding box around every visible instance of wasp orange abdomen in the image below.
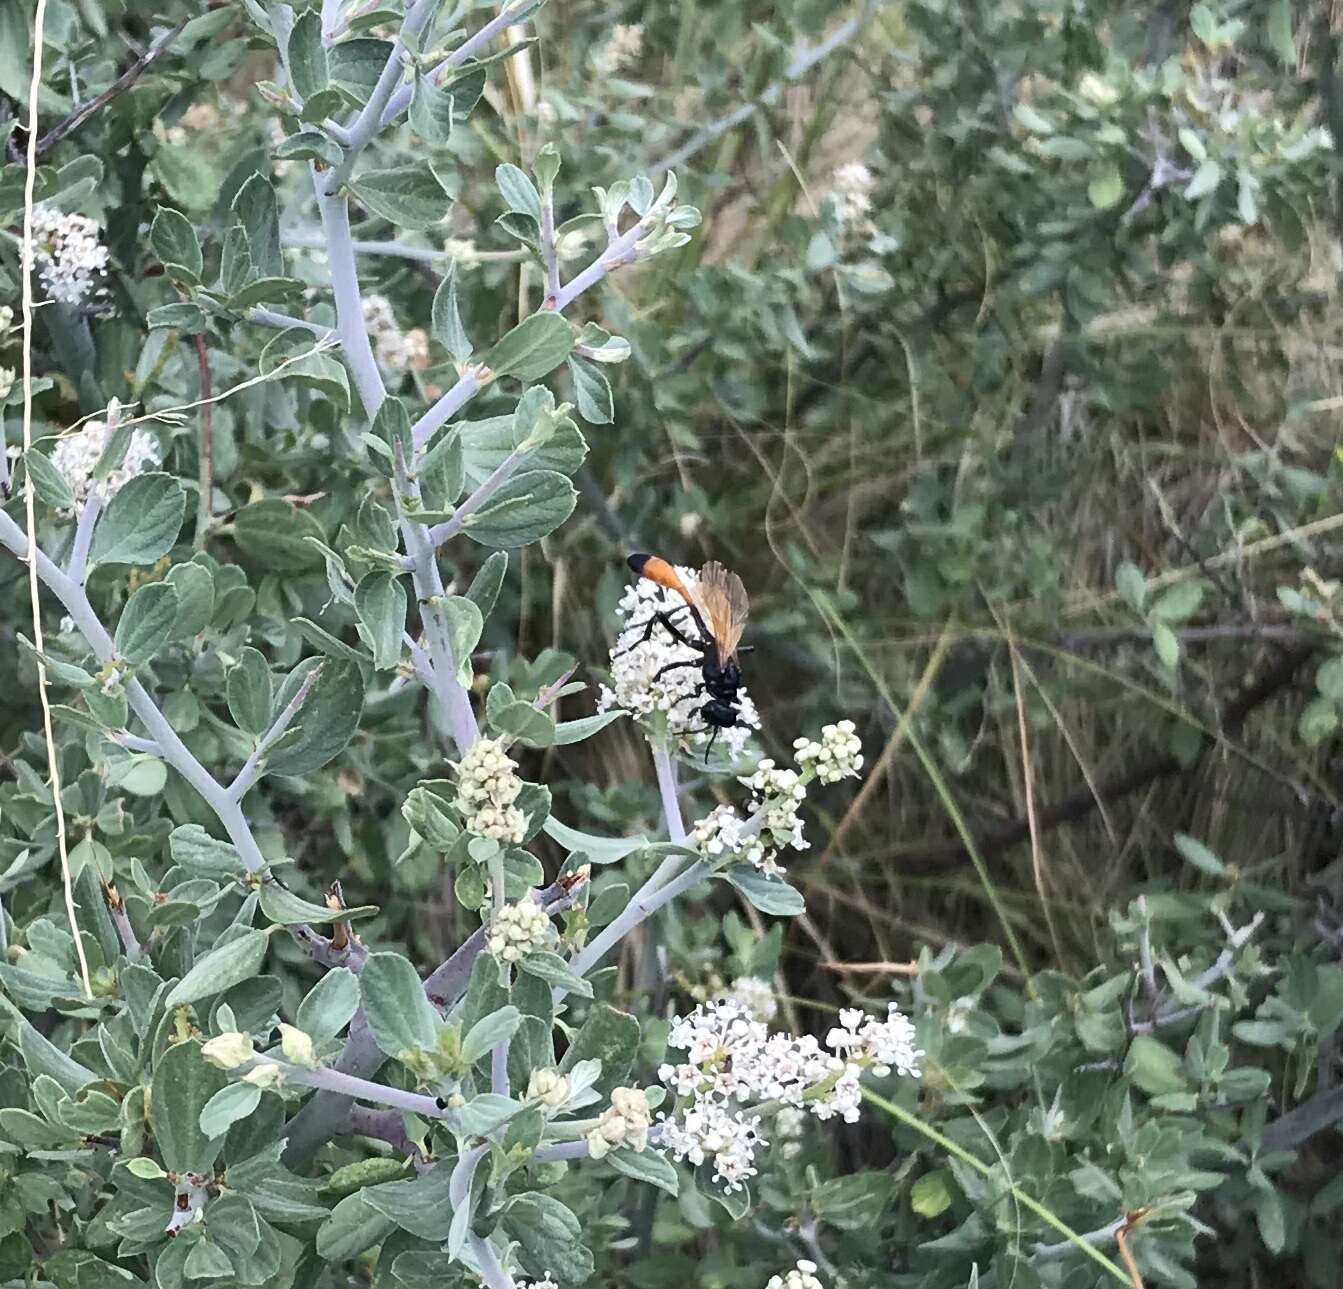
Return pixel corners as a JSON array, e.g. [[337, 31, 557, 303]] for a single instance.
[[627, 552, 691, 600]]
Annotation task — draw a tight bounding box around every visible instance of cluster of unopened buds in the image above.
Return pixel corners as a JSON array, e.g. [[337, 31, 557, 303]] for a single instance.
[[691, 724, 864, 876], [766, 1261, 825, 1289], [585, 1085, 653, 1160], [453, 737, 527, 842], [201, 1023, 319, 1088], [362, 294, 430, 375], [525, 1068, 571, 1108], [653, 997, 921, 1191], [488, 900, 553, 963]]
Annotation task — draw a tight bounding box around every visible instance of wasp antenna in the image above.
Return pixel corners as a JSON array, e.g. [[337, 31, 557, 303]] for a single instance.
[[627, 552, 651, 575]]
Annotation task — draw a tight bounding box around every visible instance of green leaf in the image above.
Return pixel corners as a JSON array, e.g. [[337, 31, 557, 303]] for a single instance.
[[232, 173, 282, 278], [911, 1170, 955, 1218], [199, 1082, 261, 1139], [1316, 656, 1343, 699], [558, 1003, 638, 1096], [567, 355, 613, 424], [442, 596, 483, 687], [316, 1192, 395, 1262], [1150, 581, 1204, 622], [287, 8, 328, 99], [465, 550, 508, 619], [165, 563, 215, 640], [465, 470, 576, 548], [1124, 1034, 1188, 1096], [354, 571, 406, 671], [350, 167, 450, 232], [153, 143, 220, 211], [431, 260, 473, 367], [234, 499, 326, 571], [150, 1040, 228, 1173], [227, 647, 274, 736], [147, 302, 208, 334], [1087, 164, 1124, 210], [91, 473, 185, 566], [360, 952, 440, 1058], [169, 825, 247, 878], [43, 1250, 147, 1289], [258, 882, 378, 926], [1152, 622, 1180, 670], [266, 658, 365, 777], [297, 967, 360, 1041], [462, 1005, 522, 1065], [552, 710, 626, 746], [274, 129, 344, 166], [1173, 832, 1226, 877], [1266, 0, 1295, 66], [409, 69, 456, 144], [499, 1193, 594, 1284], [1184, 158, 1223, 200], [814, 1171, 894, 1230], [1298, 696, 1338, 746], [519, 950, 592, 998], [163, 930, 270, 1009], [542, 816, 646, 864], [484, 313, 574, 382], [24, 447, 75, 510], [183, 1238, 234, 1279], [606, 1147, 679, 1195], [1115, 560, 1146, 611], [496, 163, 542, 223], [721, 866, 803, 916], [328, 37, 394, 103], [150, 207, 203, 281], [459, 414, 587, 485], [487, 699, 555, 746], [114, 583, 179, 666]]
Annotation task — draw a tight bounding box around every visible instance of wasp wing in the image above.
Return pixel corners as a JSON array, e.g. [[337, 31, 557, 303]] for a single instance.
[[696, 561, 749, 663]]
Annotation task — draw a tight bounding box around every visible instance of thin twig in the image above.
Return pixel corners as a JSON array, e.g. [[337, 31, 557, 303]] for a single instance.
[[34, 15, 190, 156], [193, 335, 212, 548]]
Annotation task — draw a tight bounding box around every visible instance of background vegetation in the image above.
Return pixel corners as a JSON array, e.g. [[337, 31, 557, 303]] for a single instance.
[[4, 0, 1343, 1286]]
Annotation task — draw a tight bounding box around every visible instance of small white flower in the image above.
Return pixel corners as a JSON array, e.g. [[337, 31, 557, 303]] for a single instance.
[[599, 565, 760, 759], [515, 1277, 559, 1289], [49, 415, 160, 506], [765, 1260, 825, 1289], [830, 162, 875, 227], [26, 205, 110, 306], [585, 1085, 652, 1159], [0, 368, 14, 402], [201, 1032, 254, 1071], [654, 1099, 762, 1191], [443, 237, 479, 263], [487, 900, 553, 963], [454, 737, 528, 843], [719, 976, 777, 1024], [825, 1003, 922, 1079], [591, 22, 643, 76], [363, 294, 430, 375]]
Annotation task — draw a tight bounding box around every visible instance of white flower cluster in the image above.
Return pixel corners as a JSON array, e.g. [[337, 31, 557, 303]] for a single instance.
[[50, 416, 160, 506], [830, 161, 875, 228], [793, 720, 863, 783], [766, 1261, 824, 1289], [27, 205, 110, 306], [690, 726, 864, 875], [515, 1279, 558, 1289], [488, 900, 553, 963], [362, 294, 430, 375], [591, 22, 643, 76], [585, 1086, 651, 1160], [719, 975, 777, 1024], [453, 737, 527, 842], [654, 998, 921, 1190], [774, 1104, 805, 1159], [598, 565, 760, 759]]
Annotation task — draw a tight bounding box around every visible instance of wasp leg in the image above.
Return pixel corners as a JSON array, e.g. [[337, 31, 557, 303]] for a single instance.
[[652, 658, 703, 682], [613, 606, 694, 658], [703, 724, 720, 764]]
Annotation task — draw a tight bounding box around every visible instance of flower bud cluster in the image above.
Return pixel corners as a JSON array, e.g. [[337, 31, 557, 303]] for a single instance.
[[599, 564, 759, 759], [525, 1068, 571, 1108], [453, 738, 527, 842], [202, 1031, 254, 1070], [488, 900, 552, 963], [363, 294, 430, 376], [718, 975, 777, 1024], [766, 1261, 824, 1289], [27, 205, 109, 306], [654, 998, 920, 1191], [590, 22, 643, 76], [585, 1086, 651, 1159], [793, 720, 864, 783], [50, 416, 161, 506]]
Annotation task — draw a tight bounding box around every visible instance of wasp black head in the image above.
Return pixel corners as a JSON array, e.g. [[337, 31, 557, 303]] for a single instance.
[[627, 552, 652, 576]]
